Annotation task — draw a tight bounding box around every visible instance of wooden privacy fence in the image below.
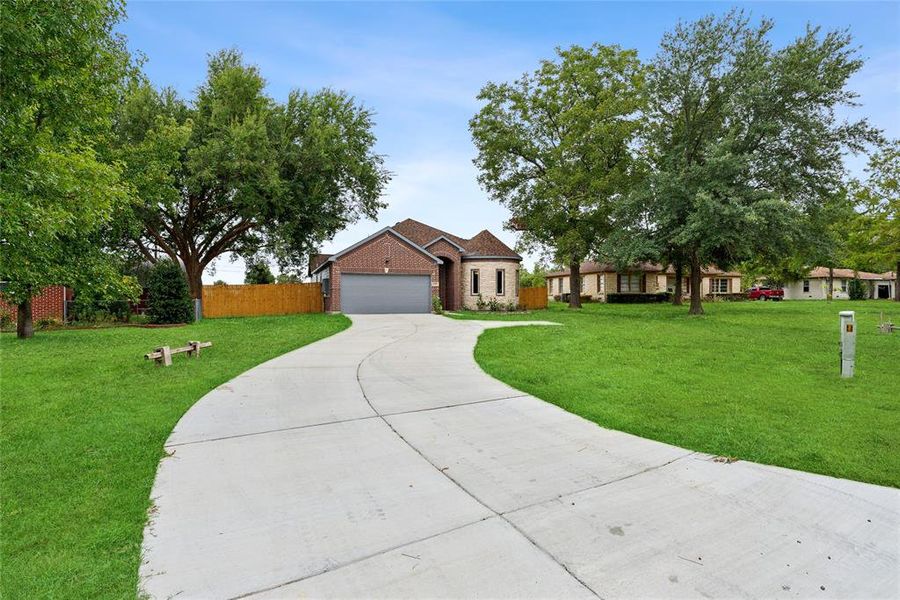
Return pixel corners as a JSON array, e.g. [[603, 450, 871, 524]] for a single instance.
[[519, 286, 548, 310], [202, 283, 323, 318]]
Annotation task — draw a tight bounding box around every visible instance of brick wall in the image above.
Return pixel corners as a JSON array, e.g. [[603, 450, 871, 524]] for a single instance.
[[328, 232, 439, 312], [426, 239, 462, 310], [0, 286, 66, 321]]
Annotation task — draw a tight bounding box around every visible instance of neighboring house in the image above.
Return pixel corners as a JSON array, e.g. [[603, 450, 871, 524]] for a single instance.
[[783, 267, 896, 300], [545, 262, 742, 302], [309, 218, 522, 313], [0, 285, 71, 322]]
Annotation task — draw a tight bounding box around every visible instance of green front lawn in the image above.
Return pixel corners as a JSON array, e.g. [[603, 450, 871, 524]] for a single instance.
[[452, 300, 900, 488], [0, 314, 350, 599]]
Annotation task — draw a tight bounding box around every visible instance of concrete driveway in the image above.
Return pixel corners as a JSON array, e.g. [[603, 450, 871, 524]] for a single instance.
[[140, 314, 899, 599]]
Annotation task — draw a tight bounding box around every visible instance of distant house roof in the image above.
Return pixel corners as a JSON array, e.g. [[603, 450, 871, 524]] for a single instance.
[[391, 218, 521, 259], [881, 271, 897, 280], [546, 261, 740, 277], [804, 267, 886, 281]]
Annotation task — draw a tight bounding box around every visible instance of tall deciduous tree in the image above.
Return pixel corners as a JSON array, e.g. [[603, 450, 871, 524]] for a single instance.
[[847, 140, 900, 300], [0, 0, 139, 338], [635, 11, 877, 314], [115, 49, 390, 298], [470, 44, 646, 308]]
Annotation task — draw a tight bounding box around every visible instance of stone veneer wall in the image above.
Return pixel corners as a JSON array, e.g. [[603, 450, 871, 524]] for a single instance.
[[461, 259, 521, 309]]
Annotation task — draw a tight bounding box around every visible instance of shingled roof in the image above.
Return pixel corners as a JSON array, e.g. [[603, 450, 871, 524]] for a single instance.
[[547, 261, 740, 277], [392, 218, 520, 259]]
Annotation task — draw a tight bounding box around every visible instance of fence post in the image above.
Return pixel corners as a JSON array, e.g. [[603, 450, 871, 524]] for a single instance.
[[194, 298, 202, 322]]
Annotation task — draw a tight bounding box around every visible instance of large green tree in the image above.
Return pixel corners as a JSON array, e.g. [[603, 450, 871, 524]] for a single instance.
[[633, 11, 878, 314], [847, 140, 899, 300], [115, 49, 390, 298], [0, 0, 138, 337], [470, 44, 646, 308]]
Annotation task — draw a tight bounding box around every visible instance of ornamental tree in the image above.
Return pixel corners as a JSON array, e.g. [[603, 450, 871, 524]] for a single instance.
[[470, 44, 646, 308], [0, 0, 139, 338], [114, 49, 390, 298]]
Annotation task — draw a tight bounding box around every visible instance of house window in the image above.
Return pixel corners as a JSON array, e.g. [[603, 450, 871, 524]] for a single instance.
[[496, 269, 505, 295], [618, 273, 643, 293], [803, 280, 810, 293], [516, 269, 520, 295], [711, 278, 729, 294], [471, 269, 480, 295], [840, 279, 847, 292], [598, 274, 604, 293], [322, 277, 331, 297]]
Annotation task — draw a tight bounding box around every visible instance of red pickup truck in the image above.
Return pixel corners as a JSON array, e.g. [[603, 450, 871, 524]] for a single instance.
[[748, 286, 784, 301]]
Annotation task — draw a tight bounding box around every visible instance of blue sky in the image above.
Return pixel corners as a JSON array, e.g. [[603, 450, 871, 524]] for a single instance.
[[119, 1, 900, 281]]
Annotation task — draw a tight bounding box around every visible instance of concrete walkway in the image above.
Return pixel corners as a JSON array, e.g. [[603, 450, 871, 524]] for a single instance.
[[140, 314, 899, 599]]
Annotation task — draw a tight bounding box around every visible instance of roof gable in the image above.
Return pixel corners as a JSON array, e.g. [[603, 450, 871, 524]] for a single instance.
[[311, 227, 443, 274]]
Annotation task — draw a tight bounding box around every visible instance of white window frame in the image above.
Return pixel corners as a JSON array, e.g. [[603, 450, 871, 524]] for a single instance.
[[803, 280, 810, 293], [711, 278, 729, 294], [496, 269, 505, 296]]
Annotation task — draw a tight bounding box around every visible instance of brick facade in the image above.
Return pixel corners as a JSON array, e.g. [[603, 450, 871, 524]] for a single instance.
[[313, 219, 522, 313], [0, 286, 67, 321], [323, 231, 440, 312]]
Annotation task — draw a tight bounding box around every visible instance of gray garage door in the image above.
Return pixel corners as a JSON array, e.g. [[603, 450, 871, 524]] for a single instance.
[[341, 274, 431, 314]]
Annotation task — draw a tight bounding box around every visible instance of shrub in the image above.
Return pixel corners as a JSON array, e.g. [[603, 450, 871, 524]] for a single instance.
[[506, 300, 517, 312], [71, 293, 132, 323], [606, 292, 672, 304], [432, 295, 443, 314], [847, 278, 868, 300], [0, 309, 13, 330], [146, 260, 193, 324], [488, 297, 501, 312], [475, 294, 486, 311], [36, 317, 63, 330], [704, 293, 748, 302]]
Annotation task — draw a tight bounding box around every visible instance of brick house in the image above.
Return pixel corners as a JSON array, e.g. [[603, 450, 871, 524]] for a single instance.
[[309, 219, 522, 313], [546, 262, 743, 301], [0, 285, 70, 322]]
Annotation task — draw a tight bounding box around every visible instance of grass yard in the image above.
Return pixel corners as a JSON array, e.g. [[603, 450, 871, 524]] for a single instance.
[[452, 300, 900, 488], [0, 314, 350, 599]]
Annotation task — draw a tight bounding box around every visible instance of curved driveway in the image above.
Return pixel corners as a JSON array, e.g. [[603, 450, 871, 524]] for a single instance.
[[140, 314, 898, 599]]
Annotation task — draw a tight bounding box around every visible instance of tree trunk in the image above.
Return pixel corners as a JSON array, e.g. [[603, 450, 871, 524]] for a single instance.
[[183, 257, 204, 300], [688, 250, 704, 315], [895, 259, 899, 302], [673, 261, 683, 306], [827, 266, 834, 301], [17, 297, 34, 339], [569, 260, 582, 309]]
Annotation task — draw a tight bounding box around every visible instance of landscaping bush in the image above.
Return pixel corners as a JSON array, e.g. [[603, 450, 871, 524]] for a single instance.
[[475, 294, 487, 311], [432, 295, 443, 314], [0, 309, 13, 331], [606, 292, 672, 304], [71, 294, 131, 322], [847, 278, 868, 300], [704, 293, 748, 302], [488, 297, 501, 312], [146, 260, 193, 324]]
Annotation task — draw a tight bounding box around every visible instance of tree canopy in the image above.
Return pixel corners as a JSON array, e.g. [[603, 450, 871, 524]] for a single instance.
[[0, 0, 140, 337], [470, 43, 646, 308], [114, 49, 390, 298], [616, 10, 878, 313]]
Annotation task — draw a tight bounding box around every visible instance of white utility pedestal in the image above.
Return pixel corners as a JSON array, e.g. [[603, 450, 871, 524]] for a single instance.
[[839, 310, 856, 378]]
